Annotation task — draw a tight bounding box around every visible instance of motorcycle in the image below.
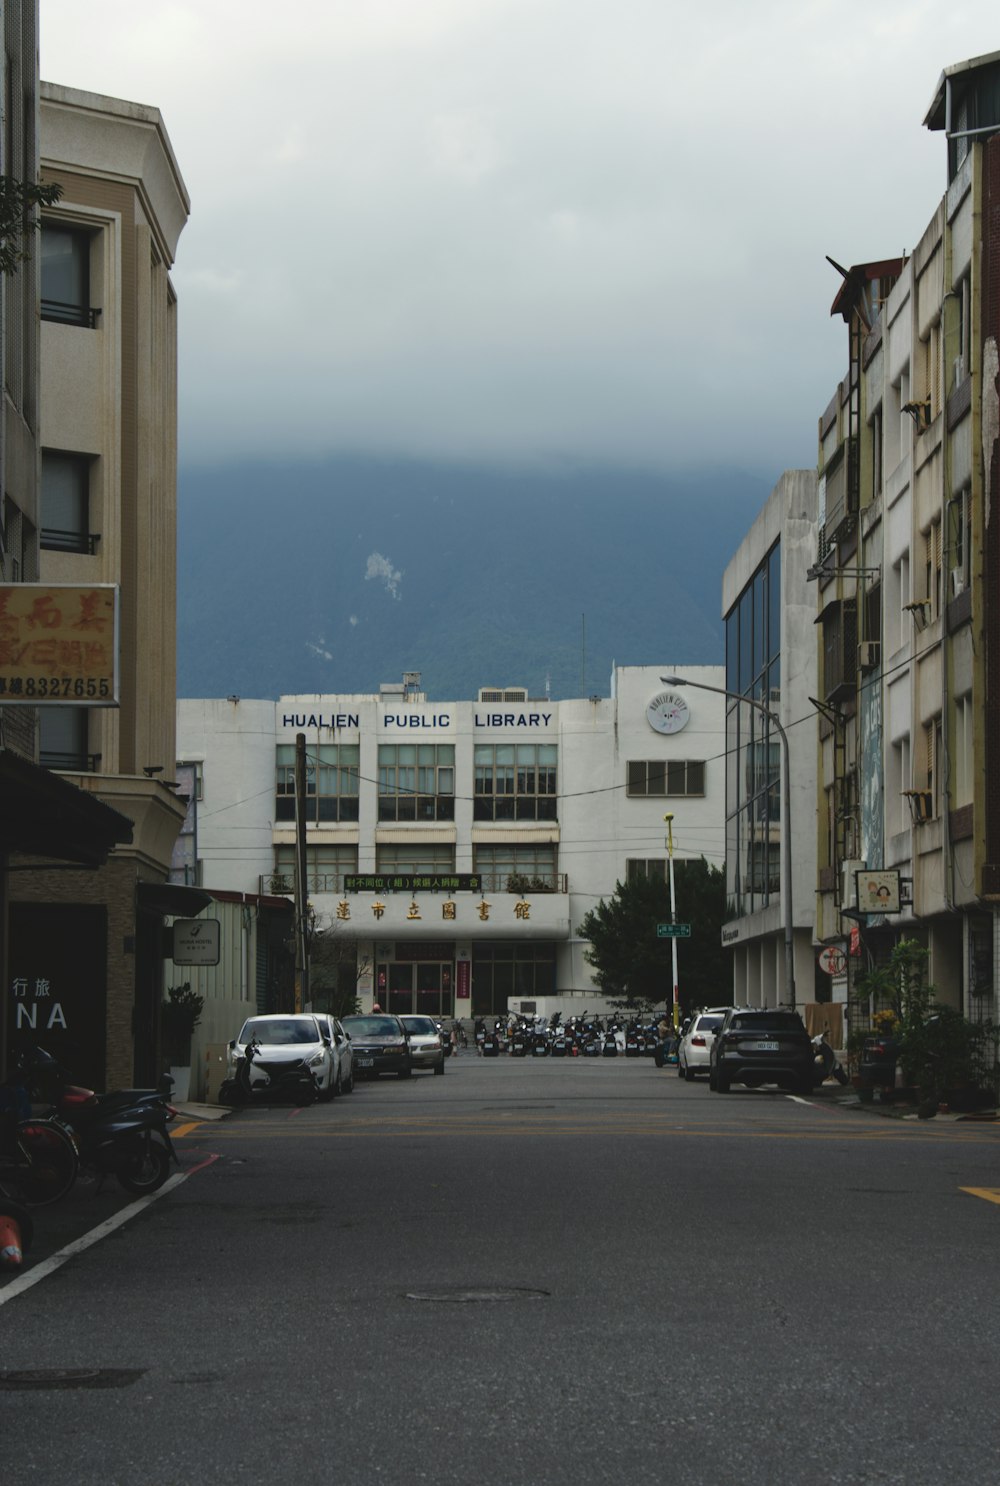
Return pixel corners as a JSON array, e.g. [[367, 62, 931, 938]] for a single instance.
[[220, 1036, 318, 1105], [13, 1045, 177, 1196]]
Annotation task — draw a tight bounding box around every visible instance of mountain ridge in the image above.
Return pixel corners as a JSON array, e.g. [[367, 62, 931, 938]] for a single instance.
[[177, 457, 770, 702]]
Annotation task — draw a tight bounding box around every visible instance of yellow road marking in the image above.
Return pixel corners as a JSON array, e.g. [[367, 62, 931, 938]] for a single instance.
[[193, 1121, 998, 1144], [960, 1187, 1000, 1205], [171, 1122, 201, 1138]]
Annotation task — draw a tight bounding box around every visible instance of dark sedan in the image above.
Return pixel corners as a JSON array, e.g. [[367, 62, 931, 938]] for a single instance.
[[709, 1007, 814, 1094], [341, 1014, 412, 1079]]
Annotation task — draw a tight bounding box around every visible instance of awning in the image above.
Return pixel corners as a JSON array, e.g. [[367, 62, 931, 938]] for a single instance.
[[0, 748, 134, 866], [136, 881, 214, 918]]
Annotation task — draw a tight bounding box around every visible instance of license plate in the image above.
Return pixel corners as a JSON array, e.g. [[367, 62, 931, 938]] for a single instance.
[[357, 1057, 374, 1068], [753, 1041, 779, 1052]]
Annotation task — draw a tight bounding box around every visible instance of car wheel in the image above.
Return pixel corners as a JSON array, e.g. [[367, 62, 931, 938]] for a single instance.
[[675, 1058, 684, 1078], [434, 1057, 445, 1075], [708, 1066, 717, 1090], [684, 1065, 696, 1083], [716, 1072, 731, 1093], [342, 1067, 354, 1093]]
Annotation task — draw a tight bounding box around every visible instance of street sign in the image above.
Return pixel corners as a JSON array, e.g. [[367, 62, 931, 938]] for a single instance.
[[818, 946, 847, 976], [657, 923, 691, 938]]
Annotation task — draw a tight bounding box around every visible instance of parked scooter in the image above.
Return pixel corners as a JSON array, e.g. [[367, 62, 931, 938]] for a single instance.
[[13, 1045, 177, 1195], [811, 1031, 850, 1087], [221, 1036, 318, 1105]]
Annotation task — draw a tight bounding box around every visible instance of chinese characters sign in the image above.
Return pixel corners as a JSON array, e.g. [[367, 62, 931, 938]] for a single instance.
[[0, 584, 119, 704], [345, 874, 482, 893]]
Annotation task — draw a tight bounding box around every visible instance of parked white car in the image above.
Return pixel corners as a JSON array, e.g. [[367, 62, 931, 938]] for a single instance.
[[313, 1013, 355, 1095], [230, 1013, 338, 1100], [678, 1008, 730, 1081]]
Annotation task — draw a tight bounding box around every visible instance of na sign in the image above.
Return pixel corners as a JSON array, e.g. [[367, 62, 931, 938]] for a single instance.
[[172, 919, 221, 965]]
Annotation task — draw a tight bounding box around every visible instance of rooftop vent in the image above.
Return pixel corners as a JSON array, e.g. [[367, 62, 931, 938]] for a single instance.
[[478, 687, 528, 704]]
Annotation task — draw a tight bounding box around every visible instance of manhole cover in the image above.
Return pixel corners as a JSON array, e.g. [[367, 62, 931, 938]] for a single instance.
[[0, 1368, 146, 1391], [405, 1286, 549, 1304]]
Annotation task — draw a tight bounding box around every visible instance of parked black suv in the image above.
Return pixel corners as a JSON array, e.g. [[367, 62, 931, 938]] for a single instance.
[[709, 1008, 814, 1094]]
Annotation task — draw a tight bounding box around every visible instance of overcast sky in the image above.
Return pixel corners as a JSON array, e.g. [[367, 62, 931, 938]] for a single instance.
[[41, 2, 999, 476]]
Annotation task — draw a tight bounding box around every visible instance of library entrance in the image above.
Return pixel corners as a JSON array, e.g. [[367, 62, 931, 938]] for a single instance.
[[383, 960, 453, 1017]]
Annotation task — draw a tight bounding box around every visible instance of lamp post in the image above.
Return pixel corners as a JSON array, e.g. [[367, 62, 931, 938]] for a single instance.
[[661, 675, 796, 1011], [664, 812, 680, 1029]]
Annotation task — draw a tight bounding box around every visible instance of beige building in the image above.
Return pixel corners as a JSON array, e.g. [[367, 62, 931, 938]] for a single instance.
[[8, 85, 199, 1090], [811, 50, 1000, 1029]]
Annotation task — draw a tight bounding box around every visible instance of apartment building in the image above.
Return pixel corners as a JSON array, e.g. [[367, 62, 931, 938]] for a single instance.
[[7, 85, 198, 1092], [810, 49, 1000, 1026]]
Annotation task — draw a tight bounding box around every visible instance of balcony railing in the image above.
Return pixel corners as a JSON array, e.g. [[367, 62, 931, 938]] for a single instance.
[[259, 871, 569, 897], [41, 299, 100, 328], [40, 528, 100, 555]]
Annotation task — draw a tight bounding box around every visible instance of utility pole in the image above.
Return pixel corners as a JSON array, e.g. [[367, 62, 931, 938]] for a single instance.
[[665, 813, 680, 1029], [294, 732, 310, 1012]]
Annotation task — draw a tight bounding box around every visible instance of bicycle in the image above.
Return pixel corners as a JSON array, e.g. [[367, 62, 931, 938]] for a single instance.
[[0, 1114, 79, 1207]]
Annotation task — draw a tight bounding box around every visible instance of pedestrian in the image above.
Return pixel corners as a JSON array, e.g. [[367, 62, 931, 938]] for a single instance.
[[372, 1002, 382, 1013]]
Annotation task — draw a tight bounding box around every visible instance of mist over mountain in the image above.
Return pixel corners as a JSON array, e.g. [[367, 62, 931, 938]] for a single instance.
[[176, 458, 770, 702]]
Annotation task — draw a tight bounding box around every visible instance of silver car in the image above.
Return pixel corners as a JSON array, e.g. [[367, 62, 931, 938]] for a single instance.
[[229, 1013, 337, 1100], [399, 1014, 446, 1075], [313, 1013, 355, 1096], [678, 1008, 730, 1082]]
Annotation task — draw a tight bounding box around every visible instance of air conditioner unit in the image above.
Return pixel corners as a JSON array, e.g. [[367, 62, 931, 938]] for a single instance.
[[858, 641, 880, 671], [841, 859, 866, 910], [950, 567, 965, 598]]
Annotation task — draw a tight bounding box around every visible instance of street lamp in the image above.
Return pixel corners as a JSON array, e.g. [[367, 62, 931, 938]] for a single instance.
[[664, 812, 679, 1029], [661, 675, 796, 1011]]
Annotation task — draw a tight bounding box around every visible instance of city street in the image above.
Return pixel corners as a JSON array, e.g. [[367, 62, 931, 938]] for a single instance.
[[3, 1054, 1000, 1485]]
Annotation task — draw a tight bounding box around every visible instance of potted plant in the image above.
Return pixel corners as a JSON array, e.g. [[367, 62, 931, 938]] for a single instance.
[[161, 982, 204, 1102]]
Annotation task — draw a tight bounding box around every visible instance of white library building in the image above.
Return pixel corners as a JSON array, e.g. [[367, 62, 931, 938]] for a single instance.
[[175, 666, 725, 1020]]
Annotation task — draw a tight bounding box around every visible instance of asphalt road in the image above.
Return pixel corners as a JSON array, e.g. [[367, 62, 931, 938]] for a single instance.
[[3, 1053, 1000, 1485]]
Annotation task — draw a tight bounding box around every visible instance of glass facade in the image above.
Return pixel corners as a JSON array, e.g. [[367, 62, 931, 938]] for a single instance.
[[724, 542, 782, 918]]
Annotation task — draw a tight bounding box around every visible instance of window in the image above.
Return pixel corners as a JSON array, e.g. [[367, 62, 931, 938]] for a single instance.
[[275, 743, 359, 823], [474, 843, 558, 892], [948, 489, 971, 593], [923, 717, 943, 817], [954, 694, 973, 808], [626, 859, 667, 885], [376, 843, 456, 876], [41, 225, 96, 326], [923, 520, 942, 619], [471, 942, 556, 1018], [41, 451, 93, 553], [273, 843, 358, 895], [378, 744, 454, 822], [474, 744, 557, 821], [39, 706, 92, 771], [627, 760, 706, 797]]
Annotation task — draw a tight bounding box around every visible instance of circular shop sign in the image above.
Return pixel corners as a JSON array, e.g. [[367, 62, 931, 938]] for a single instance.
[[818, 946, 847, 977]]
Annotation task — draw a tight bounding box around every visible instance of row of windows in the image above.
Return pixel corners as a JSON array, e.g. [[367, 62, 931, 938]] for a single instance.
[[274, 744, 705, 823]]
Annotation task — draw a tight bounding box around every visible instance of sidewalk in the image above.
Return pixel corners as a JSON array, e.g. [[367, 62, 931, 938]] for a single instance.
[[173, 1100, 231, 1122], [817, 1080, 998, 1122]]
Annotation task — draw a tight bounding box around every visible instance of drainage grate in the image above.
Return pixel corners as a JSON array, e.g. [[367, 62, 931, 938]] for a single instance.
[[405, 1286, 549, 1304], [0, 1368, 146, 1391]]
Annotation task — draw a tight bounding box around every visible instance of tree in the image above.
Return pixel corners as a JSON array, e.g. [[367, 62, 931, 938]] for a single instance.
[[577, 859, 728, 1015], [309, 917, 371, 1020], [0, 176, 62, 277]]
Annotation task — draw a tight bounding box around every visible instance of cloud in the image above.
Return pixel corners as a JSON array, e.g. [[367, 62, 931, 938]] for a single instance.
[[365, 552, 403, 600], [40, 0, 1000, 475]]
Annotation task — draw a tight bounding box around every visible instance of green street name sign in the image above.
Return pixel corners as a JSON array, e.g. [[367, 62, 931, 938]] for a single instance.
[[657, 923, 691, 938]]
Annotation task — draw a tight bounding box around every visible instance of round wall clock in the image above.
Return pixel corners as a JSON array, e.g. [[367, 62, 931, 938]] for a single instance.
[[646, 691, 691, 735]]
